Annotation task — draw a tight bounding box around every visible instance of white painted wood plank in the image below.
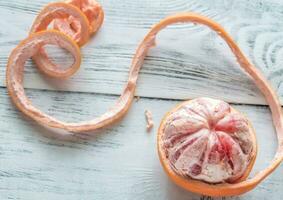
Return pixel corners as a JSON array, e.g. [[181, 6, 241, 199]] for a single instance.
[[1, 0, 283, 105], [0, 88, 282, 199]]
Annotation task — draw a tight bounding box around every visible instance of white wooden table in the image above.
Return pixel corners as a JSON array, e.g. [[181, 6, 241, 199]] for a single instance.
[[0, 0, 282, 199]]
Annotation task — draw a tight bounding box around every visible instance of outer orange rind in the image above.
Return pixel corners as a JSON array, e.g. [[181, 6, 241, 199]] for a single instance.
[[29, 2, 92, 78], [6, 30, 81, 129], [29, 1, 104, 79], [54, 0, 104, 36], [7, 1, 135, 133], [30, 2, 90, 46]]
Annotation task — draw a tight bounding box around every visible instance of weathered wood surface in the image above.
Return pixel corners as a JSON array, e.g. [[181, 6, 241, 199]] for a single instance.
[[0, 0, 283, 199], [0, 88, 282, 199], [1, 0, 283, 104]]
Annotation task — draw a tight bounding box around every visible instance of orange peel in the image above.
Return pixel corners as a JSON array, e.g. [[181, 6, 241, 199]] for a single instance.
[[7, 1, 132, 133], [30, 2, 90, 46], [29, 1, 103, 79], [6, 30, 133, 132], [54, 0, 104, 36], [6, 30, 81, 129], [29, 2, 92, 78]]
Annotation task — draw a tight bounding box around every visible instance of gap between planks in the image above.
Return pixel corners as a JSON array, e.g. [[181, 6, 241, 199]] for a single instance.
[[0, 85, 272, 108]]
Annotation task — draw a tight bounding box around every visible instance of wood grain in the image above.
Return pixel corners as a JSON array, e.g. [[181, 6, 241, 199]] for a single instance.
[[1, 0, 283, 105], [0, 88, 282, 200]]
